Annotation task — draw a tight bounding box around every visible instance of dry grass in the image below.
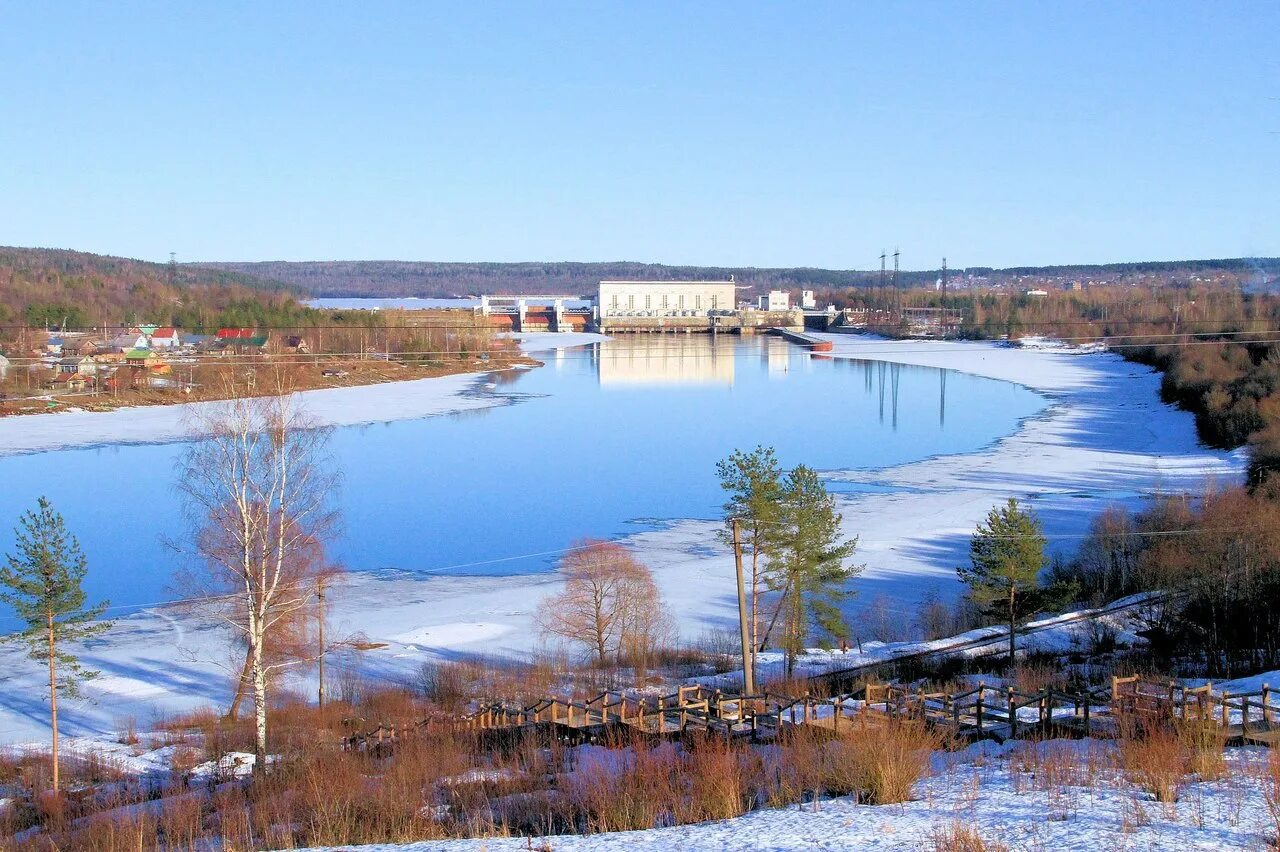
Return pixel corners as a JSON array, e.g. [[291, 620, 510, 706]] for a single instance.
[[837, 717, 945, 804], [1263, 747, 1280, 847], [1117, 719, 1187, 803], [1176, 718, 1228, 781], [4, 695, 957, 849], [1011, 740, 1108, 792], [927, 821, 1011, 852], [29, 669, 1278, 850]]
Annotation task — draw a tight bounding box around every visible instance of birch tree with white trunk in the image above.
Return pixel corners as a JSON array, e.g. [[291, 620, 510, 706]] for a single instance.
[[177, 384, 337, 768]]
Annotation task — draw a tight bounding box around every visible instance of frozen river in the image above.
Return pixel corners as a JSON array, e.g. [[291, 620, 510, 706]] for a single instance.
[[0, 335, 1045, 624]]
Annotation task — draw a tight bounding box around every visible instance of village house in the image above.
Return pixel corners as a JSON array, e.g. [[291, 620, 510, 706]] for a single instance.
[[109, 330, 150, 352], [150, 327, 180, 348], [123, 348, 170, 374], [183, 333, 215, 351], [216, 328, 269, 353], [61, 336, 101, 357], [45, 372, 94, 393], [58, 355, 98, 375]]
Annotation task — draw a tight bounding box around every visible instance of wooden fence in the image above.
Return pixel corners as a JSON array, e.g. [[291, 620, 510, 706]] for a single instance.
[[342, 676, 1280, 753], [1111, 675, 1280, 743]]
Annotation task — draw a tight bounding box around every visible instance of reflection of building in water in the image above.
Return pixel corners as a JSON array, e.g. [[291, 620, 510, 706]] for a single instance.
[[596, 337, 735, 387], [763, 336, 791, 377]]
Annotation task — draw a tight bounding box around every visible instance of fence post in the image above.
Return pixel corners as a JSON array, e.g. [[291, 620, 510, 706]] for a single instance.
[[1264, 685, 1272, 727], [1221, 693, 1230, 729], [1008, 690, 1017, 739]]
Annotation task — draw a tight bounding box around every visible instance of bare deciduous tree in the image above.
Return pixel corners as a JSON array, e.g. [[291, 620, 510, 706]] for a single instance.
[[535, 540, 669, 681], [176, 382, 338, 767]]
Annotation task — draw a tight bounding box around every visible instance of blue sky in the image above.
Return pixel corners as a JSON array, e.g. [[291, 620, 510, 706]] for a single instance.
[[1, 1, 1276, 268]]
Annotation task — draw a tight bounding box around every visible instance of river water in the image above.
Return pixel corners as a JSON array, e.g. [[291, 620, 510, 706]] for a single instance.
[[0, 335, 1045, 623]]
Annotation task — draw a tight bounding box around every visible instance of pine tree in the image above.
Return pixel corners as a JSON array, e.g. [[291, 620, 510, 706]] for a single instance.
[[960, 498, 1046, 662], [0, 497, 111, 792], [766, 465, 860, 677], [717, 445, 784, 664]]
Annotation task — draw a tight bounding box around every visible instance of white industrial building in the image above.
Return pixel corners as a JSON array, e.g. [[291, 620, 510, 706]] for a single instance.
[[597, 280, 737, 318], [758, 290, 791, 311]]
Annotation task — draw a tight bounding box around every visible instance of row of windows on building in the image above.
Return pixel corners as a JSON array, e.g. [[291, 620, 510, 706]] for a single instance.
[[609, 294, 721, 310]]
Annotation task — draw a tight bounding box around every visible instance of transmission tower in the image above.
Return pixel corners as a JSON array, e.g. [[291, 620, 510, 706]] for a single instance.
[[892, 249, 900, 317], [168, 252, 177, 285]]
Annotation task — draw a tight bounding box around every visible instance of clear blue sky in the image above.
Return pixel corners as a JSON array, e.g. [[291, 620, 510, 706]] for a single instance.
[[1, 1, 1277, 269]]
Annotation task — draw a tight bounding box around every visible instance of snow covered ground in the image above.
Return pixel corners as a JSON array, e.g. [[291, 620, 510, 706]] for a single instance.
[[699, 592, 1158, 690], [0, 334, 1245, 741], [808, 333, 1243, 619], [306, 740, 1278, 851]]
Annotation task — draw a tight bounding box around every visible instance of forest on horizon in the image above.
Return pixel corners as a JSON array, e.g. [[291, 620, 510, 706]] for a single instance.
[[200, 256, 1280, 299]]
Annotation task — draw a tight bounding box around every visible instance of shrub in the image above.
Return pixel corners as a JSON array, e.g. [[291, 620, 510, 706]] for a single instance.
[[844, 717, 944, 804], [1118, 720, 1186, 803], [1176, 718, 1227, 781]]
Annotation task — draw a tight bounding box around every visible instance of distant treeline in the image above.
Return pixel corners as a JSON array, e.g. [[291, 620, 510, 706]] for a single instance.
[[199, 257, 1280, 299], [0, 247, 316, 333], [196, 260, 905, 298]]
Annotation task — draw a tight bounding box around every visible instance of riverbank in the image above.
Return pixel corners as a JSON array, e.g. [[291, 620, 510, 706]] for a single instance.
[[0, 333, 605, 457], [0, 334, 1243, 740]]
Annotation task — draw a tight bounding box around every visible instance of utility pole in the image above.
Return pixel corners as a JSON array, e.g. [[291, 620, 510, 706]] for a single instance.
[[941, 257, 949, 334], [316, 576, 327, 711], [731, 518, 755, 695]]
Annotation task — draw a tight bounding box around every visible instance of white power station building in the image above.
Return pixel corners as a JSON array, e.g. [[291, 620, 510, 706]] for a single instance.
[[597, 280, 737, 318], [758, 290, 791, 311]]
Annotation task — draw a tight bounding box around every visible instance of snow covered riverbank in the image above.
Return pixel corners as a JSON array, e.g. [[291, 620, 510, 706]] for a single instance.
[[0, 334, 1244, 740], [0, 332, 609, 457]]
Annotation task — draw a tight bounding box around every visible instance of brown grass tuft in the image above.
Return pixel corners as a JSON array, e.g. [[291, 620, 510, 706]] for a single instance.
[[1118, 719, 1186, 803], [927, 821, 1011, 852]]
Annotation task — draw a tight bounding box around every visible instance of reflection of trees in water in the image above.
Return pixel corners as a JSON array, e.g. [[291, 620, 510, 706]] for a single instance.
[[489, 367, 529, 386], [445, 405, 495, 422]]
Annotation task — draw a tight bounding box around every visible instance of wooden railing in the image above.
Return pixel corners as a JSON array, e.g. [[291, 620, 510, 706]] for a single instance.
[[1111, 675, 1279, 739], [341, 676, 1280, 752]]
